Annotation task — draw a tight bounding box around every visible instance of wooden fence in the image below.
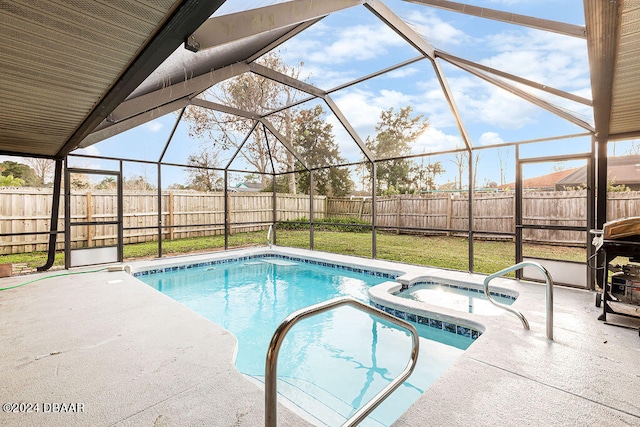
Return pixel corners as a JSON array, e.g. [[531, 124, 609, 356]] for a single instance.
[[327, 191, 640, 246], [0, 188, 325, 254], [2, 188, 640, 254]]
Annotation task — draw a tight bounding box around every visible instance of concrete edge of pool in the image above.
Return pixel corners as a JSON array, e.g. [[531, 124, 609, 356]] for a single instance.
[[1, 246, 639, 426]]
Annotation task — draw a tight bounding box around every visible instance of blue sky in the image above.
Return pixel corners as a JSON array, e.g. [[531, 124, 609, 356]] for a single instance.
[[63, 0, 637, 189]]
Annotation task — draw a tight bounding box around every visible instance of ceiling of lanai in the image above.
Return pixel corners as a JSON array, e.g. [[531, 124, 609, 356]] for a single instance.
[[1, 1, 639, 164]]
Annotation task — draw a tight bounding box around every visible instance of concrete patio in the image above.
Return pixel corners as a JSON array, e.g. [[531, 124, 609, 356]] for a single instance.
[[1, 248, 639, 426]]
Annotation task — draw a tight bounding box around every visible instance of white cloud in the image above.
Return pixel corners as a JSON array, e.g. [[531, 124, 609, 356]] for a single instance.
[[310, 25, 406, 64], [325, 87, 466, 159], [482, 30, 589, 91], [402, 9, 470, 47], [329, 89, 383, 135], [301, 65, 359, 90], [478, 131, 505, 146], [414, 127, 463, 154], [71, 145, 100, 157], [145, 120, 164, 132], [282, 23, 406, 68], [67, 145, 102, 169]]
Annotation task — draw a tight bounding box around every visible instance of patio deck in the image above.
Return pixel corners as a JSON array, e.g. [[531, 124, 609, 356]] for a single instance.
[[1, 248, 639, 426]]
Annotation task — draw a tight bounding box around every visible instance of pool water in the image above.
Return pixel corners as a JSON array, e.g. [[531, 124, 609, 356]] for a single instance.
[[139, 257, 472, 426], [395, 282, 515, 315]]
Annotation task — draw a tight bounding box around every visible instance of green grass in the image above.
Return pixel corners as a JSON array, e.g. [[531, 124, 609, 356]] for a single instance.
[[277, 231, 585, 274], [0, 230, 585, 276]]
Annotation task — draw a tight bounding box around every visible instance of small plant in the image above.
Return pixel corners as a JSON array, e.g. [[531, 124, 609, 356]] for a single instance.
[[278, 217, 370, 233]]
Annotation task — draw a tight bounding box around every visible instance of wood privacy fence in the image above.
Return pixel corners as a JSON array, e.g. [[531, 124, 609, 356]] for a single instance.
[[327, 191, 640, 246], [2, 188, 640, 254], [0, 188, 325, 254]]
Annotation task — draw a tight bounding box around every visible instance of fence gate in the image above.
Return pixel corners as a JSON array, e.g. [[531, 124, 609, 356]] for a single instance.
[[516, 153, 595, 288], [64, 167, 123, 269]]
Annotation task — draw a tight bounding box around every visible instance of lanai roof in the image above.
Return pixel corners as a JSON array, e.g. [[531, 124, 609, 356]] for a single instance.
[[0, 1, 638, 160]]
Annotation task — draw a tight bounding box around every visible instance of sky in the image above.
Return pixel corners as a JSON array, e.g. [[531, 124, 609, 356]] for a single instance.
[[55, 0, 637, 190]]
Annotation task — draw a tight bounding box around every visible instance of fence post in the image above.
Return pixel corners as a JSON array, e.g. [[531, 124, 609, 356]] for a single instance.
[[396, 195, 402, 234], [168, 192, 174, 240], [227, 191, 233, 236], [86, 191, 93, 247], [446, 194, 453, 236]]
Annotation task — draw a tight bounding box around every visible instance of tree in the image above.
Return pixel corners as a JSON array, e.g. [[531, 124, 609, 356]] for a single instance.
[[626, 140, 640, 155], [450, 149, 480, 190], [95, 176, 117, 190], [0, 174, 25, 187], [0, 161, 41, 186], [365, 107, 429, 194], [124, 175, 155, 191], [70, 174, 90, 190], [409, 158, 445, 192], [293, 105, 353, 196], [25, 158, 55, 186], [183, 51, 304, 190], [186, 143, 224, 191], [497, 148, 509, 186]]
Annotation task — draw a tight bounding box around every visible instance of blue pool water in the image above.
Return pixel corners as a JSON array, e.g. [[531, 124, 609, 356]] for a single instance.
[[139, 256, 473, 426]]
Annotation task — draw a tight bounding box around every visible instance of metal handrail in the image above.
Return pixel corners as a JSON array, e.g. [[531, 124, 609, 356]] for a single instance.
[[483, 261, 554, 340], [267, 224, 273, 248], [265, 296, 420, 427]]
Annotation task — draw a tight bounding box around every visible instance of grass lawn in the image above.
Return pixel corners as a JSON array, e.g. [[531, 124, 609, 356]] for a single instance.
[[0, 230, 585, 276]]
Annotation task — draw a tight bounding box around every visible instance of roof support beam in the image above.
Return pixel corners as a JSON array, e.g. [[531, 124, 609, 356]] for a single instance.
[[246, 18, 324, 63], [191, 99, 262, 121], [436, 51, 593, 107], [79, 98, 190, 148], [260, 119, 309, 171], [104, 62, 250, 126], [190, 0, 364, 51], [364, 0, 434, 59], [263, 56, 427, 118], [451, 60, 595, 132], [431, 59, 473, 151], [324, 95, 375, 162], [584, 0, 619, 142], [366, 0, 472, 150], [406, 0, 586, 38], [225, 121, 260, 170], [249, 63, 326, 98], [57, 0, 227, 158]]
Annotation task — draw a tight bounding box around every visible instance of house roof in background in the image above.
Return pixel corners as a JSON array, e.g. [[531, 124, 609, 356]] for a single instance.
[[558, 154, 640, 187], [499, 168, 580, 190]]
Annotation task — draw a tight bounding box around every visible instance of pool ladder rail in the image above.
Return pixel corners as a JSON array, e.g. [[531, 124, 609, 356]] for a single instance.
[[265, 296, 420, 427], [267, 224, 273, 249], [483, 261, 554, 340]]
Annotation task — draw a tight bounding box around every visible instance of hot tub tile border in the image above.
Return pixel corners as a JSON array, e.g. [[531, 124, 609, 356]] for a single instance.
[[371, 301, 482, 340]]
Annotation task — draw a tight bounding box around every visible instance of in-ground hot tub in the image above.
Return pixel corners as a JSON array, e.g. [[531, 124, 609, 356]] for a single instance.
[[394, 280, 516, 315]]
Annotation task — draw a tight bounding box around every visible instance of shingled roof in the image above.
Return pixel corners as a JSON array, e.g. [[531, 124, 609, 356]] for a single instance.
[[499, 168, 581, 191]]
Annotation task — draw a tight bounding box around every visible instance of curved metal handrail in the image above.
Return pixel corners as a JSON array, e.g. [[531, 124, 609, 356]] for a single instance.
[[265, 296, 420, 427], [483, 261, 554, 340], [266, 224, 273, 248]]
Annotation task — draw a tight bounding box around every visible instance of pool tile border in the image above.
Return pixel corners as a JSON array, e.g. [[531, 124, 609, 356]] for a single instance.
[[133, 253, 398, 279], [134, 253, 479, 342], [372, 301, 482, 340]]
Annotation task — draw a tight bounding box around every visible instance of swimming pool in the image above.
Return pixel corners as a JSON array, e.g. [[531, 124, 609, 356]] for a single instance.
[[394, 281, 516, 315], [137, 255, 474, 426]]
